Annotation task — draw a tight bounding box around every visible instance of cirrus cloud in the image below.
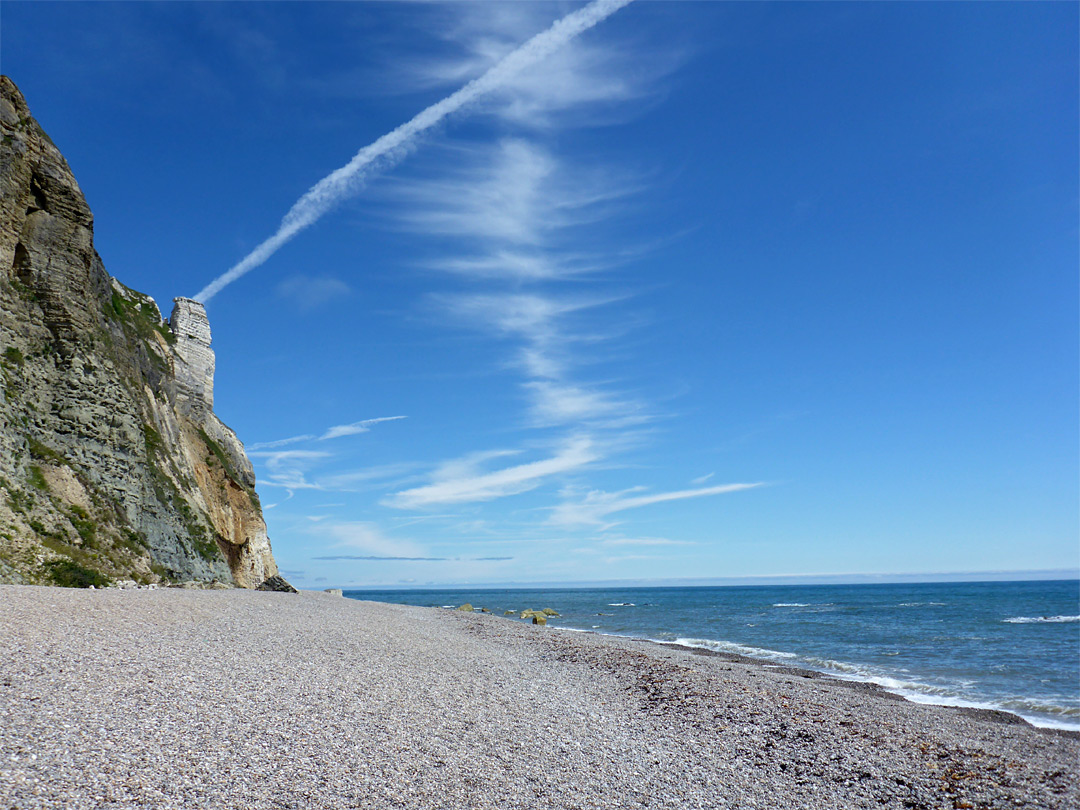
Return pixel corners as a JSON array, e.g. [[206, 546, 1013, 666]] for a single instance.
[[551, 482, 763, 528], [384, 435, 599, 509]]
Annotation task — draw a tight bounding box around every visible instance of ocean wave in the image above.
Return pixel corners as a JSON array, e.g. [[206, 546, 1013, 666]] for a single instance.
[[888, 688, 1080, 730], [673, 637, 798, 661], [608, 602, 635, 607], [549, 623, 1080, 732], [897, 602, 947, 607], [1002, 615, 1080, 624], [671, 636, 1080, 732], [772, 603, 810, 607], [802, 662, 1080, 731]]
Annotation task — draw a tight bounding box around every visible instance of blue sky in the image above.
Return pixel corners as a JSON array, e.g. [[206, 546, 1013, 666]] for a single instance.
[[4, 1, 1077, 588]]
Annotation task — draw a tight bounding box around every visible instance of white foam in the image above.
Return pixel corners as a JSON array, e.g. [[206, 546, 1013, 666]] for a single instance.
[[772, 603, 810, 607], [875, 686, 1080, 731], [1002, 615, 1079, 624], [608, 603, 635, 607], [802, 663, 1080, 732], [666, 636, 1080, 732], [673, 637, 798, 661]]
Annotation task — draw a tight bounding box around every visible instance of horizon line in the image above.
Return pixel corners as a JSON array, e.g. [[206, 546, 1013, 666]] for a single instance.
[[301, 568, 1080, 591]]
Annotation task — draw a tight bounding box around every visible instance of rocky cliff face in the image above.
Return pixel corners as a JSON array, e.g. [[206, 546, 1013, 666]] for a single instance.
[[0, 75, 280, 588]]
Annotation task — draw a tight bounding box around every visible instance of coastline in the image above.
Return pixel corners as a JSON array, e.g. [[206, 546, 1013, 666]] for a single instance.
[[644, 639, 1080, 740], [355, 581, 1080, 734], [2, 585, 1077, 809]]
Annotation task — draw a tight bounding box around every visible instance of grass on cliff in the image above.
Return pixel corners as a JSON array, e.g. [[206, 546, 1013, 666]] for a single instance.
[[104, 287, 176, 379], [69, 513, 97, 545], [145, 453, 222, 565], [1, 478, 34, 514], [28, 437, 68, 465], [7, 277, 39, 303], [43, 558, 110, 588], [198, 428, 242, 483], [198, 427, 261, 512], [26, 465, 48, 492], [107, 289, 176, 346], [143, 423, 163, 458]]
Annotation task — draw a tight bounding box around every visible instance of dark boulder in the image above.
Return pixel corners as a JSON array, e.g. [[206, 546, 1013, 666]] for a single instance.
[[256, 575, 297, 593]]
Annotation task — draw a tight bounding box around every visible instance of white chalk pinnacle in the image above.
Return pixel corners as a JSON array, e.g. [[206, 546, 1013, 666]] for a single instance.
[[170, 297, 215, 418]]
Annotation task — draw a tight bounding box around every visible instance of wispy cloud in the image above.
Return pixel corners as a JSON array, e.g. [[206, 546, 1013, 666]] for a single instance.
[[350, 2, 669, 485], [398, 1, 675, 129], [313, 554, 513, 562], [249, 416, 406, 451], [314, 519, 513, 562], [323, 521, 426, 559], [432, 290, 647, 428], [321, 416, 407, 440], [275, 275, 351, 311], [237, 3, 740, 566], [600, 536, 695, 547], [443, 292, 610, 348], [603, 553, 660, 564], [524, 380, 645, 428], [247, 449, 331, 490], [249, 435, 317, 451], [384, 435, 599, 509], [193, 0, 634, 302], [317, 462, 422, 492], [551, 482, 763, 528], [388, 139, 638, 282], [261, 489, 295, 510]]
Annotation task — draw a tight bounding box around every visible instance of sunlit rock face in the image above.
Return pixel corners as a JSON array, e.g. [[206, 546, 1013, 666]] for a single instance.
[[170, 298, 215, 419], [0, 75, 280, 588]]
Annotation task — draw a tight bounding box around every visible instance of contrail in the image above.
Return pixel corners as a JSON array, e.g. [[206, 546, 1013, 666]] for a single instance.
[[195, 0, 634, 303]]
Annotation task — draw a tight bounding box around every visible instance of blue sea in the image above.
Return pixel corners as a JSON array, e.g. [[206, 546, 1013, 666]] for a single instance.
[[344, 580, 1080, 730]]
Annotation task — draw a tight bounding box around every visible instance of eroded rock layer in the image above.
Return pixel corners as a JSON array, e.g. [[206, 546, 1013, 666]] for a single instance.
[[0, 75, 279, 588]]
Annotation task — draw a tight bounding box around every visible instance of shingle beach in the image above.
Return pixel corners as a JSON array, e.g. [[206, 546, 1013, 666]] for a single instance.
[[1, 586, 1076, 809]]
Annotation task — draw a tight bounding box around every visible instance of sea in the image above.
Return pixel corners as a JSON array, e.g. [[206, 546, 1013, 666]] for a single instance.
[[343, 579, 1080, 731]]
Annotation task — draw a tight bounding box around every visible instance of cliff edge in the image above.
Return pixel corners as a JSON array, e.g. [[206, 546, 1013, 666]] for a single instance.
[[0, 75, 281, 588]]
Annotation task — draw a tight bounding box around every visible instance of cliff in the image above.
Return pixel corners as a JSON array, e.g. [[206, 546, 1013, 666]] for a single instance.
[[0, 75, 281, 589]]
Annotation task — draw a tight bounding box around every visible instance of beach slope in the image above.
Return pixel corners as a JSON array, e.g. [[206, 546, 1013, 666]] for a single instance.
[[1, 586, 1076, 809]]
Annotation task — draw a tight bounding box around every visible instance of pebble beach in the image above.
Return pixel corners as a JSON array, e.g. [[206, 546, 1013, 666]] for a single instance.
[[1, 586, 1076, 809]]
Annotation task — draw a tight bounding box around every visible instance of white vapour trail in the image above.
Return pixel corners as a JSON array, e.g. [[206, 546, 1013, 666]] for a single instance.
[[194, 0, 634, 303]]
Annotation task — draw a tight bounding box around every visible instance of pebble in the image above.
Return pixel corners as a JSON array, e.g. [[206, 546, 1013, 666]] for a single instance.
[[0, 585, 1076, 809]]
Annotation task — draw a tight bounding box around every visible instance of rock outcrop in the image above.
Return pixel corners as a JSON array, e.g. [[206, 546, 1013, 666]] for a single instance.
[[255, 575, 299, 594], [170, 297, 216, 420], [0, 75, 282, 589]]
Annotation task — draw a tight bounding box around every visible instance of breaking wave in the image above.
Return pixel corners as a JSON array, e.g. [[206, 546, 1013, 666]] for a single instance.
[[669, 635, 1079, 731], [1003, 615, 1079, 624]]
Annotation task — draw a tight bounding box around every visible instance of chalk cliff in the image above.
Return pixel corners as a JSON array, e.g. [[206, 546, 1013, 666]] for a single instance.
[[0, 75, 281, 588]]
